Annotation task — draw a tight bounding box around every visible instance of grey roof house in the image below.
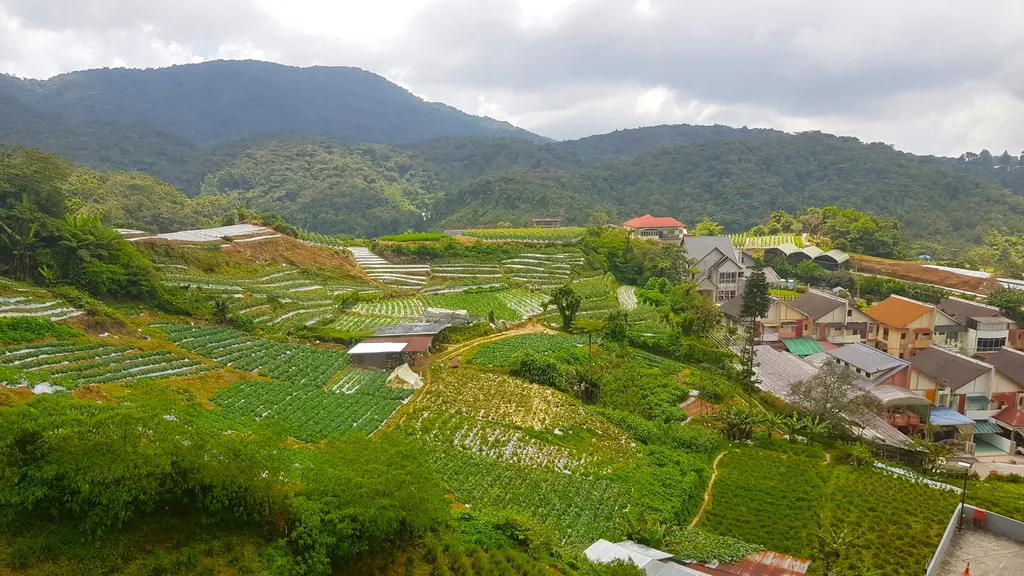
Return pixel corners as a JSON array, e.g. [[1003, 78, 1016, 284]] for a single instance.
[[682, 236, 747, 304]]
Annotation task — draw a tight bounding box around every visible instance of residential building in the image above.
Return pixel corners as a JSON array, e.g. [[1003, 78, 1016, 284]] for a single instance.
[[936, 296, 1024, 354], [682, 236, 747, 303], [622, 214, 686, 242], [790, 289, 872, 344], [719, 293, 809, 341], [908, 346, 994, 412], [979, 347, 1024, 412], [864, 295, 959, 359], [532, 217, 562, 228], [827, 342, 910, 386]]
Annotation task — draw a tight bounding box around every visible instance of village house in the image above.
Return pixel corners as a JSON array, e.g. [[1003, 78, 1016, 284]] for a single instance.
[[936, 296, 1024, 354], [532, 217, 562, 228], [864, 295, 959, 359], [348, 323, 445, 369], [622, 214, 686, 242], [827, 342, 910, 386], [681, 236, 748, 303], [719, 293, 809, 341], [978, 347, 1024, 412], [790, 289, 872, 344]]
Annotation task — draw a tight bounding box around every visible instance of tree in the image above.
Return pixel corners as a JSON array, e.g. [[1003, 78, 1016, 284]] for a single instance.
[[571, 318, 605, 359], [999, 150, 1013, 168], [795, 260, 826, 285], [986, 288, 1024, 323], [767, 210, 799, 233], [787, 361, 882, 432], [548, 283, 582, 330], [978, 148, 994, 168], [604, 310, 629, 342], [211, 298, 231, 324], [663, 282, 722, 338], [738, 267, 772, 388], [739, 268, 772, 328], [692, 217, 724, 236]]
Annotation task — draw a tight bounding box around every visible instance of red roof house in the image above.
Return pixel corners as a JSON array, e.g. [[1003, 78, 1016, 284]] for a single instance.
[[622, 214, 686, 241], [994, 406, 1024, 428]]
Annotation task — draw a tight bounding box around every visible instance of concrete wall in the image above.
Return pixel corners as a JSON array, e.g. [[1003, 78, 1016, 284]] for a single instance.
[[928, 504, 1024, 576], [926, 503, 963, 576]]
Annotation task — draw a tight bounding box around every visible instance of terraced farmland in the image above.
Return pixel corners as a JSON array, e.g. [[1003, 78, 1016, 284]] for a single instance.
[[0, 293, 82, 321], [353, 297, 422, 317], [158, 325, 350, 385], [461, 228, 587, 243], [0, 341, 214, 387], [421, 290, 542, 321], [348, 246, 428, 287], [470, 334, 591, 367], [209, 370, 412, 440]]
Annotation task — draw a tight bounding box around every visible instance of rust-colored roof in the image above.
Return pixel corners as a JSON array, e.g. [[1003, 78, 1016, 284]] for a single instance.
[[362, 335, 434, 353], [865, 295, 933, 328], [994, 406, 1024, 428], [623, 214, 685, 229], [684, 551, 811, 576]]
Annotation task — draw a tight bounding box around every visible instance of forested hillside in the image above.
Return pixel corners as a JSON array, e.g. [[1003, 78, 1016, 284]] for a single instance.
[[200, 140, 443, 237]]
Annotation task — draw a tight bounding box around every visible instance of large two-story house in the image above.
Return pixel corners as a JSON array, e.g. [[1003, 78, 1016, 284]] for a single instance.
[[719, 293, 810, 341], [682, 236, 752, 303], [864, 295, 959, 360], [622, 215, 686, 242], [936, 296, 1024, 355], [790, 289, 873, 344]]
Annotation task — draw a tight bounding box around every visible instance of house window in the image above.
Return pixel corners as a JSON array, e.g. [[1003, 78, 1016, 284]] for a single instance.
[[847, 309, 853, 317], [717, 290, 737, 303], [883, 328, 889, 339], [900, 333, 906, 340], [977, 337, 1007, 352], [937, 390, 949, 407], [719, 271, 738, 283], [738, 271, 745, 278]]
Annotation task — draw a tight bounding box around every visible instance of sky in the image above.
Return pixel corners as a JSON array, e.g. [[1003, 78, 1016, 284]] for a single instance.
[[2, 0, 1023, 157]]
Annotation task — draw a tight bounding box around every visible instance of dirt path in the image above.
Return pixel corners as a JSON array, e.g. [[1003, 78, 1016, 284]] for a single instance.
[[689, 450, 731, 528], [372, 322, 552, 436], [434, 321, 551, 362]]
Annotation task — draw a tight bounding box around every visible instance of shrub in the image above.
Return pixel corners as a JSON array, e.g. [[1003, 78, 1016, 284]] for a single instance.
[[378, 233, 449, 242], [508, 351, 570, 393], [834, 442, 874, 467], [0, 317, 83, 344]]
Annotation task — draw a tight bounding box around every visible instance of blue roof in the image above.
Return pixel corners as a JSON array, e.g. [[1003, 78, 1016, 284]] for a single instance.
[[929, 407, 975, 426]]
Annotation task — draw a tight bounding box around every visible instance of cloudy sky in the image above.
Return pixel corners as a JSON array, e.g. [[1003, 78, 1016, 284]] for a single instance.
[[2, 0, 1023, 157]]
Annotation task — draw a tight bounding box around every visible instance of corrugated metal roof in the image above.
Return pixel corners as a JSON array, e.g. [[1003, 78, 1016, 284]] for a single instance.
[[974, 421, 1003, 434], [929, 407, 975, 426], [684, 550, 810, 576], [790, 290, 845, 319], [828, 343, 908, 374], [814, 249, 850, 264], [781, 338, 825, 357], [348, 342, 407, 354], [753, 345, 818, 398], [765, 243, 800, 256], [373, 323, 446, 336], [870, 385, 932, 406], [362, 335, 433, 353]]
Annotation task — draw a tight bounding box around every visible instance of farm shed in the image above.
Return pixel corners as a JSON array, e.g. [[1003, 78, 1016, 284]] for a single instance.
[[353, 335, 434, 369], [763, 243, 800, 260], [813, 249, 851, 271], [788, 246, 824, 264]]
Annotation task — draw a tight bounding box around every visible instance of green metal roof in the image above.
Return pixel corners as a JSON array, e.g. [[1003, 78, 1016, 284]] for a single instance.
[[973, 421, 1003, 435], [781, 338, 826, 357], [966, 395, 991, 408]]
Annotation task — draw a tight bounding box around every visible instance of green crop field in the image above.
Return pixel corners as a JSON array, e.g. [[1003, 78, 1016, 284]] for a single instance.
[[701, 445, 960, 575], [470, 334, 592, 367], [0, 341, 215, 388], [462, 228, 586, 243]]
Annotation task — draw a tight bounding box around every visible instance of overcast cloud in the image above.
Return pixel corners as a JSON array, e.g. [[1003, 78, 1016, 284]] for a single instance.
[[2, 0, 1023, 156]]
